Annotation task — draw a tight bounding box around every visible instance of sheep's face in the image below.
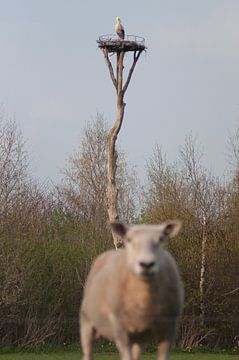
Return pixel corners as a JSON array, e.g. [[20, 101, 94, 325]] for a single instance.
[[111, 221, 181, 279]]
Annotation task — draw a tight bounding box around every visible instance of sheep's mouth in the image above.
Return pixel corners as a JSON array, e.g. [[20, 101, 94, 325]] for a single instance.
[[139, 270, 156, 279]]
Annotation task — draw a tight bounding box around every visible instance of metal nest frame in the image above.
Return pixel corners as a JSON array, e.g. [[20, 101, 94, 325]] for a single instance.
[[97, 34, 146, 53]]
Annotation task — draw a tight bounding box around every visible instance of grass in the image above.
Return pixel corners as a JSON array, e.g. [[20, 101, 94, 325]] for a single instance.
[[0, 353, 237, 360]]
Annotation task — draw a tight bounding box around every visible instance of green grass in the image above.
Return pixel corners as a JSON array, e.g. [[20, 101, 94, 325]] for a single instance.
[[0, 353, 237, 360]]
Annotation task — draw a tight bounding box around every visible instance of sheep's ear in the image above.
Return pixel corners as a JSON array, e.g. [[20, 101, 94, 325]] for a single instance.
[[161, 220, 182, 239], [110, 222, 128, 238]]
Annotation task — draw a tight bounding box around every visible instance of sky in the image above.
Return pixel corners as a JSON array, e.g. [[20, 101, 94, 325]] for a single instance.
[[0, 0, 239, 183]]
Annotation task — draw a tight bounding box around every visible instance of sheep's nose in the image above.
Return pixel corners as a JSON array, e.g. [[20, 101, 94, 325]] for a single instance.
[[139, 261, 155, 270]]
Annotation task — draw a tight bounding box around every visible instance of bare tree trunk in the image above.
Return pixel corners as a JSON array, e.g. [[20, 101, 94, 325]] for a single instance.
[[101, 48, 143, 248], [107, 53, 125, 247], [199, 214, 206, 327]]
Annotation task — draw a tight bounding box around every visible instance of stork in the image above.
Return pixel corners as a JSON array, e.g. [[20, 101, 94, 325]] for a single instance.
[[115, 17, 125, 40]]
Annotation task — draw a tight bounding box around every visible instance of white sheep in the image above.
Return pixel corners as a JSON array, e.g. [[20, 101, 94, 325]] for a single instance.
[[80, 220, 184, 360]]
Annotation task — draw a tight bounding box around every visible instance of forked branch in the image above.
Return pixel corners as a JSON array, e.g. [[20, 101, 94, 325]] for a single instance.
[[100, 46, 143, 248]]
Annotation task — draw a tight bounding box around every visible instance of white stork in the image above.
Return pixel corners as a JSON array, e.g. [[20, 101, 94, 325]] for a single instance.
[[115, 17, 125, 40]]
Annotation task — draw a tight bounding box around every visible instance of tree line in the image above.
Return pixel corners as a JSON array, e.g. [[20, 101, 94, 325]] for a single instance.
[[0, 113, 238, 351]]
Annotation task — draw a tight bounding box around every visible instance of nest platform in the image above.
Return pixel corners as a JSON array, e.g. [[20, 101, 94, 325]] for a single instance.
[[97, 34, 146, 53]]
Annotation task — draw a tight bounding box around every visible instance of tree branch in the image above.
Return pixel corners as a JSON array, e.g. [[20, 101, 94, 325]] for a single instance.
[[223, 287, 239, 296], [102, 49, 117, 90], [123, 50, 142, 94]]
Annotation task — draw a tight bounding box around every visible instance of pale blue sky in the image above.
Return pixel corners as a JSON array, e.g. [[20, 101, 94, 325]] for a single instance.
[[0, 0, 239, 182]]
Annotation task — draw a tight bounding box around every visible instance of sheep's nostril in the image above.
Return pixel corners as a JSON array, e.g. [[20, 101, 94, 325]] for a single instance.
[[139, 261, 155, 270]]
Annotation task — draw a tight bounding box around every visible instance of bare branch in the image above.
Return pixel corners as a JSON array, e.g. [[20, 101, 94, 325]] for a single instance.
[[102, 48, 117, 90], [223, 287, 239, 296], [123, 50, 142, 94]]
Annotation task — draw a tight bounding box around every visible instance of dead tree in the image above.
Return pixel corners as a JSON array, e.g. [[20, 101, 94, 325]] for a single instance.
[[97, 34, 146, 248]]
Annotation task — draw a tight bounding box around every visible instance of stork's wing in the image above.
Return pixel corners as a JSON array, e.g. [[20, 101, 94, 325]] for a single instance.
[[115, 23, 125, 39]]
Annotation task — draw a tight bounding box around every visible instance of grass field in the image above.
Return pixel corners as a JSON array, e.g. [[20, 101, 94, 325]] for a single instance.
[[0, 353, 236, 360]]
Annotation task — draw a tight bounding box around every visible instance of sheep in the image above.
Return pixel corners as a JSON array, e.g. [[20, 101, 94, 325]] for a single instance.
[[80, 220, 184, 360]]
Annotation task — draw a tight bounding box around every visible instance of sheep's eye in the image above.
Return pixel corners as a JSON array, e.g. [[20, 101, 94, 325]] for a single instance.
[[125, 237, 131, 243], [152, 240, 160, 248], [153, 236, 163, 245]]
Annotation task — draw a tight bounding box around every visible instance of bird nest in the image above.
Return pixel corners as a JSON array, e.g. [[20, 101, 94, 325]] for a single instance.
[[97, 34, 146, 53]]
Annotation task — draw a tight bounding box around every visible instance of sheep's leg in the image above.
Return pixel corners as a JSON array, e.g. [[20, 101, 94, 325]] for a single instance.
[[109, 314, 131, 360], [157, 340, 171, 360], [80, 313, 95, 360], [131, 343, 142, 360], [115, 337, 131, 360]]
